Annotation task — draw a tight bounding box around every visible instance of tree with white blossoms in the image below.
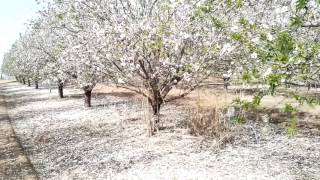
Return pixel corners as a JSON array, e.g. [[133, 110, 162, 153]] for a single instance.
[[4, 33, 45, 88], [2, 50, 14, 78], [2, 48, 20, 82], [227, 0, 320, 98], [101, 0, 232, 126], [200, 0, 320, 135], [27, 17, 69, 98], [39, 0, 110, 107], [4, 42, 28, 84]]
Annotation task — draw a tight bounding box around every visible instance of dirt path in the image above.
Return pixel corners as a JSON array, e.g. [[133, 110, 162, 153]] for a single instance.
[[0, 81, 38, 180]]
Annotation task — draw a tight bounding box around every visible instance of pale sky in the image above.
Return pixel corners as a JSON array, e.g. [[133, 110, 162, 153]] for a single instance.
[[0, 0, 39, 65]]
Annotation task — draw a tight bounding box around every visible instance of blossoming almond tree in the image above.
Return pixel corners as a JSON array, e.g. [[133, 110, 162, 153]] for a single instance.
[[102, 0, 231, 121], [230, 0, 320, 94], [28, 17, 69, 98], [2, 47, 21, 82], [40, 0, 111, 107], [200, 0, 320, 131], [6, 33, 44, 89]]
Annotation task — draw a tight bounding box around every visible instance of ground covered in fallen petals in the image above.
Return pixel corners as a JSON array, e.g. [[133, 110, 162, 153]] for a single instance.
[[1, 81, 320, 180]]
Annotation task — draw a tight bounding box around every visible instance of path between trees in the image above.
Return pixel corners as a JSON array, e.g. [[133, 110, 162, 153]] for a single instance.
[[0, 81, 38, 180]]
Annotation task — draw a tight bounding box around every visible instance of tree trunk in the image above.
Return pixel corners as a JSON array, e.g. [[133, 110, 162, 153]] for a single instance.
[[224, 82, 229, 91], [148, 92, 163, 123], [223, 77, 230, 92], [58, 82, 64, 98], [27, 79, 31, 87], [35, 81, 39, 89], [22, 78, 26, 85], [151, 100, 162, 116], [147, 95, 163, 135], [84, 89, 92, 107]]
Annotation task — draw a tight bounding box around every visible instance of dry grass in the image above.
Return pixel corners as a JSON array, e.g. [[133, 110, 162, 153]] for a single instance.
[[184, 89, 241, 148], [93, 85, 237, 137], [93, 84, 138, 98], [92, 83, 320, 132], [168, 87, 237, 108], [188, 107, 227, 136], [92, 85, 246, 139]]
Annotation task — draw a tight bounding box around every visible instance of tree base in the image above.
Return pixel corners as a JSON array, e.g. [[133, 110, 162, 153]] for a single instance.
[[147, 115, 160, 136]]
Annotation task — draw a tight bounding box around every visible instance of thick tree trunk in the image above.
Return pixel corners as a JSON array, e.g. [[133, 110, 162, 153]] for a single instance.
[[27, 79, 31, 87], [84, 89, 92, 107], [22, 78, 26, 85], [58, 82, 64, 98], [223, 77, 230, 91], [151, 100, 162, 117], [148, 91, 163, 123], [147, 95, 163, 135], [35, 81, 39, 89]]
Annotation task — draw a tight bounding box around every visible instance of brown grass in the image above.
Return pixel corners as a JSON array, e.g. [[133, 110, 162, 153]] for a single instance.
[[168, 87, 239, 108], [188, 89, 230, 138], [93, 84, 138, 98], [188, 107, 227, 136], [93, 83, 320, 131]]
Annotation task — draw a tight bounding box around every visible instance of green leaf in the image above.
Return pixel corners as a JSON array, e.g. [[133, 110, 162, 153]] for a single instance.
[[287, 118, 298, 137], [282, 103, 297, 113], [226, 0, 232, 7], [236, 0, 244, 8], [266, 74, 281, 95], [231, 32, 244, 41], [252, 68, 260, 79], [291, 16, 303, 27], [260, 32, 267, 41], [241, 71, 252, 83], [209, 16, 225, 28], [273, 32, 295, 62], [252, 95, 262, 106], [199, 5, 211, 13], [239, 17, 251, 29], [234, 115, 246, 124], [57, 14, 64, 20], [296, 0, 307, 10]]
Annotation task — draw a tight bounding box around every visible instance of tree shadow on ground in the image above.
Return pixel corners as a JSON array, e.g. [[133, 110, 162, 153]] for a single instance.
[[245, 107, 320, 130]]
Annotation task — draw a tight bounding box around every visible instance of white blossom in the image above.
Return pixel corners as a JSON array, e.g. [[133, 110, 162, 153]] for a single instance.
[[267, 33, 274, 41], [250, 52, 258, 59], [263, 67, 272, 78]]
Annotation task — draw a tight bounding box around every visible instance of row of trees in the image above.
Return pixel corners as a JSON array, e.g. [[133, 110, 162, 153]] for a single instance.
[[2, 0, 320, 129]]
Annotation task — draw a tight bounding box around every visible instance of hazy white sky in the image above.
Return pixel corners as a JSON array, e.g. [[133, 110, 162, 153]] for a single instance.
[[0, 0, 39, 65]]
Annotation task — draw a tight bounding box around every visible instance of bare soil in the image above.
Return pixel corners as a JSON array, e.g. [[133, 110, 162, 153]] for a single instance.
[[0, 81, 38, 180]]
